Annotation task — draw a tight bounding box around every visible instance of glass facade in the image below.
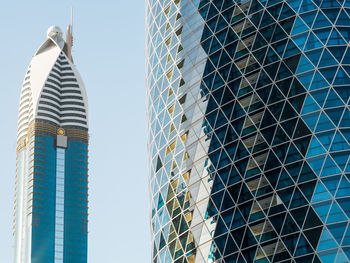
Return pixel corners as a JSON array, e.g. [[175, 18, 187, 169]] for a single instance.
[[14, 26, 88, 263], [146, 0, 350, 262]]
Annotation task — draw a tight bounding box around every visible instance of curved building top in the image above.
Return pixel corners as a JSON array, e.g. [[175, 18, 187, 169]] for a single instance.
[[17, 25, 88, 142]]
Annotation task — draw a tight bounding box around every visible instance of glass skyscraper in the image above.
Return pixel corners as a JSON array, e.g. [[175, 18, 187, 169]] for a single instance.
[[146, 0, 350, 262], [14, 25, 88, 263]]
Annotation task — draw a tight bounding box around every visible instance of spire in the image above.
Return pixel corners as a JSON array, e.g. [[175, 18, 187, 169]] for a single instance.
[[65, 7, 73, 62]]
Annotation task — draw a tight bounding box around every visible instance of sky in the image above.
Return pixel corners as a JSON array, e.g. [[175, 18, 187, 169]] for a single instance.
[[0, 1, 149, 262]]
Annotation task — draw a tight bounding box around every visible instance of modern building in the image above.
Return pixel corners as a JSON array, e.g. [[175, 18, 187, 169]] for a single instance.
[[14, 25, 89, 263], [146, 0, 350, 262]]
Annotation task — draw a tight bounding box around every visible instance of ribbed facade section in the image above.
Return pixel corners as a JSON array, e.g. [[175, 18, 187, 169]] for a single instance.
[[18, 68, 33, 141], [147, 0, 350, 262], [37, 52, 87, 128]]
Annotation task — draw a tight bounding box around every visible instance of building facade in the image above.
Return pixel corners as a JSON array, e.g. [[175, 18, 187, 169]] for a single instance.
[[146, 0, 350, 262], [14, 26, 89, 263]]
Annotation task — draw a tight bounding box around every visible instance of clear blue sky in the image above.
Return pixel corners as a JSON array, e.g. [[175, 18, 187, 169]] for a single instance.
[[0, 1, 149, 262]]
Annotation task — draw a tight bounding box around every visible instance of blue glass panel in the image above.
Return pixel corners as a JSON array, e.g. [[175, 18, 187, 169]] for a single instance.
[[327, 222, 347, 244], [310, 71, 329, 90], [337, 198, 350, 217], [312, 182, 332, 203], [336, 177, 350, 198], [326, 202, 348, 224], [320, 156, 341, 177], [307, 155, 326, 176], [341, 225, 350, 245], [292, 17, 309, 35], [318, 248, 337, 262], [317, 229, 338, 251], [328, 29, 346, 45], [313, 201, 332, 222], [307, 137, 325, 157], [315, 112, 334, 132]]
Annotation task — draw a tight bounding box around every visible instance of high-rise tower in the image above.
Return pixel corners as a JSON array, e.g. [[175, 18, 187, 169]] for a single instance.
[[14, 25, 88, 263], [146, 0, 350, 262]]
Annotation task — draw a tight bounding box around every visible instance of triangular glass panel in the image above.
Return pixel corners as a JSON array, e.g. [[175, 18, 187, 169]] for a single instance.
[[276, 62, 293, 80], [307, 155, 326, 176], [231, 208, 245, 230], [335, 250, 348, 263], [312, 182, 332, 203], [311, 88, 328, 108], [319, 66, 338, 85], [319, 49, 337, 67], [331, 151, 350, 172], [342, 47, 350, 64], [284, 39, 301, 58], [302, 111, 320, 132], [324, 88, 344, 108], [281, 214, 300, 235], [288, 78, 306, 97], [284, 54, 301, 74], [306, 136, 325, 158], [334, 67, 350, 85], [268, 85, 285, 104], [297, 70, 314, 90], [293, 136, 312, 157], [327, 201, 348, 224], [299, 180, 316, 201], [293, 32, 308, 50], [317, 229, 338, 251], [278, 187, 294, 207], [305, 48, 323, 67], [335, 176, 350, 198], [336, 9, 350, 26], [337, 27, 350, 43], [312, 200, 332, 223], [294, 234, 314, 256], [322, 175, 341, 197], [325, 107, 344, 126], [304, 205, 323, 229], [305, 32, 323, 51], [292, 17, 309, 35], [330, 131, 350, 152], [328, 29, 346, 45], [277, 169, 294, 189], [328, 222, 347, 245], [281, 118, 298, 138], [304, 226, 323, 249], [221, 191, 235, 211], [301, 95, 320, 115], [315, 112, 334, 132], [314, 28, 331, 44], [318, 248, 338, 262], [224, 234, 238, 256], [310, 71, 329, 91], [300, 9, 317, 26], [323, 8, 340, 22], [341, 225, 350, 246], [287, 0, 300, 11], [281, 101, 298, 121], [313, 10, 332, 29], [340, 110, 350, 128], [296, 55, 314, 74], [333, 86, 350, 104], [320, 156, 341, 177], [328, 46, 346, 63]]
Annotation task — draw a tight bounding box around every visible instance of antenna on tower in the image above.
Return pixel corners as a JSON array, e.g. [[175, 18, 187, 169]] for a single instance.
[[65, 6, 74, 62], [70, 6, 73, 34]]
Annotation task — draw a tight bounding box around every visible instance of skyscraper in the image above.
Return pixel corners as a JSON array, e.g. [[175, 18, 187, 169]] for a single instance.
[[14, 25, 88, 263], [146, 0, 350, 262]]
